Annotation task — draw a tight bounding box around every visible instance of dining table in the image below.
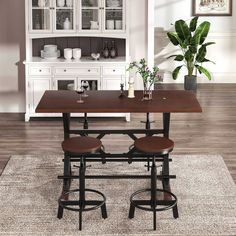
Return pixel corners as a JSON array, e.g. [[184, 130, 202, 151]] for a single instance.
[[36, 90, 202, 197]]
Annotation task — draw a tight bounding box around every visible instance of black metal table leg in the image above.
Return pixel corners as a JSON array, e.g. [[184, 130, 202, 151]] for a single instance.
[[84, 113, 88, 130], [163, 113, 170, 138], [63, 113, 71, 140]]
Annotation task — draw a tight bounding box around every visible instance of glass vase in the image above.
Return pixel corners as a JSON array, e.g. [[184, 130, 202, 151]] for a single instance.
[[142, 88, 152, 101]]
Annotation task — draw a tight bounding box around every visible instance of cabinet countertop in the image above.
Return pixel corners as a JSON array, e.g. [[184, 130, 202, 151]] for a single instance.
[[24, 57, 127, 64]]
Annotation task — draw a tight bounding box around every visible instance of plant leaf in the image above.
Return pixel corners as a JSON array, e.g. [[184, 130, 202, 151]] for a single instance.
[[202, 42, 215, 47], [190, 16, 198, 32], [175, 20, 191, 42], [195, 65, 212, 80], [201, 58, 216, 64], [167, 32, 180, 46], [194, 21, 210, 44], [189, 45, 197, 53], [172, 66, 183, 80], [175, 55, 184, 61], [196, 45, 206, 62], [190, 32, 201, 46], [185, 50, 194, 62]]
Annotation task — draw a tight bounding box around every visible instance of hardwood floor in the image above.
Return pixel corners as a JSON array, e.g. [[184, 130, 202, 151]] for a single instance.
[[0, 84, 236, 183]]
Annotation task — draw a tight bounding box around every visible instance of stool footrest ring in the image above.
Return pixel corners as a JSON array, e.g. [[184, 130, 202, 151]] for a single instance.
[[59, 188, 106, 212], [130, 188, 177, 212]]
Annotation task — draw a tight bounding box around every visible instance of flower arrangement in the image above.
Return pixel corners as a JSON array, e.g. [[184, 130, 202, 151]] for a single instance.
[[127, 58, 162, 100]]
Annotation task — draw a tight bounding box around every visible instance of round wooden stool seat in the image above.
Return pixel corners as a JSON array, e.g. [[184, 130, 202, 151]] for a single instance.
[[62, 136, 102, 154], [134, 136, 174, 155]]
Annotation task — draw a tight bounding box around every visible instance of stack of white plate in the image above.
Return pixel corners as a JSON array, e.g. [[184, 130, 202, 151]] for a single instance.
[[41, 45, 60, 59]]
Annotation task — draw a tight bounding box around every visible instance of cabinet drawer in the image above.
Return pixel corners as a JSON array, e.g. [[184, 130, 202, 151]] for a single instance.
[[103, 67, 126, 76], [29, 67, 51, 76], [54, 67, 100, 76]]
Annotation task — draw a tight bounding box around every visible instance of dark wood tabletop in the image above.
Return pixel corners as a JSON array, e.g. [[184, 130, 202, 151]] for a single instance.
[[36, 90, 202, 113]]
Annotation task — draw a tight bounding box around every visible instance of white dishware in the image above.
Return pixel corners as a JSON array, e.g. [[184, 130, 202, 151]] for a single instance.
[[115, 20, 122, 30], [41, 50, 60, 59], [38, 0, 47, 7], [73, 48, 82, 60], [63, 18, 71, 30], [64, 48, 73, 60], [90, 21, 99, 30], [44, 45, 57, 53], [66, 0, 73, 7], [91, 53, 100, 60], [106, 20, 114, 30], [57, 0, 65, 7]]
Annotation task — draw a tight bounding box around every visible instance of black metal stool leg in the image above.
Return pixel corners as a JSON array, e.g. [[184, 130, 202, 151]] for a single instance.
[[128, 203, 135, 219], [79, 208, 83, 231], [151, 156, 157, 230], [79, 156, 86, 231], [173, 204, 179, 219], [101, 203, 108, 219], [58, 153, 71, 219]]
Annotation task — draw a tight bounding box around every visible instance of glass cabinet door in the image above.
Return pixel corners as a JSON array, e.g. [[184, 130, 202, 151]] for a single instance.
[[54, 78, 77, 90], [104, 0, 124, 31], [54, 0, 76, 32], [30, 0, 52, 32], [81, 0, 100, 31]]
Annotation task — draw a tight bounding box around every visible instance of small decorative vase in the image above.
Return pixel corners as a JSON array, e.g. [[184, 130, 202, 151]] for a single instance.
[[63, 18, 71, 30], [102, 41, 110, 58]]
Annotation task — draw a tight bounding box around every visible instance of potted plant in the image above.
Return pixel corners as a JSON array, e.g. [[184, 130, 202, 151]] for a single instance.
[[167, 16, 215, 91], [127, 58, 162, 100]]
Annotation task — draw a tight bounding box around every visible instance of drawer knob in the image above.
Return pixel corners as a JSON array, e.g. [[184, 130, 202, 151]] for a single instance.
[[39, 69, 42, 72], [113, 70, 116, 72], [64, 69, 67, 72], [88, 69, 91, 72]]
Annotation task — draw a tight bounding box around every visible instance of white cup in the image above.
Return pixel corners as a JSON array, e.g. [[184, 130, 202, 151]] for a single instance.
[[64, 48, 73, 60], [106, 20, 114, 30], [73, 48, 82, 60], [115, 20, 122, 30]]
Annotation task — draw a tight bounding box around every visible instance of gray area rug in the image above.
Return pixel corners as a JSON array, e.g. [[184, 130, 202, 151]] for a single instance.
[[0, 155, 235, 236]]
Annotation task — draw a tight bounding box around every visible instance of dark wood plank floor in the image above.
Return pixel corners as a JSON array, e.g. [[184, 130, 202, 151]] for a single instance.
[[0, 84, 235, 183]]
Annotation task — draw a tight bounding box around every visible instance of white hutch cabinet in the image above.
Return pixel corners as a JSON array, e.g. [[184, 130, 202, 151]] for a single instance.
[[24, 0, 130, 121]]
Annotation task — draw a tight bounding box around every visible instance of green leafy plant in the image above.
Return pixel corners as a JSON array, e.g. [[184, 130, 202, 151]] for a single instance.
[[127, 58, 162, 91], [167, 16, 215, 81]]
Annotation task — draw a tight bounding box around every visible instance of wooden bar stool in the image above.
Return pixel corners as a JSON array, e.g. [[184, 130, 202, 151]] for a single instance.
[[57, 136, 107, 231], [129, 136, 179, 230]]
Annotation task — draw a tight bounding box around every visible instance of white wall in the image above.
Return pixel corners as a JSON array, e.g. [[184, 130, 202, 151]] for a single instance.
[[0, 0, 147, 113], [154, 0, 236, 83]]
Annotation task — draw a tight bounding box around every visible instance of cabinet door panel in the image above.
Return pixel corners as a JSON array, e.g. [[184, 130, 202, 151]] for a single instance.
[[103, 77, 124, 90], [31, 78, 51, 112], [29, 0, 52, 33]]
